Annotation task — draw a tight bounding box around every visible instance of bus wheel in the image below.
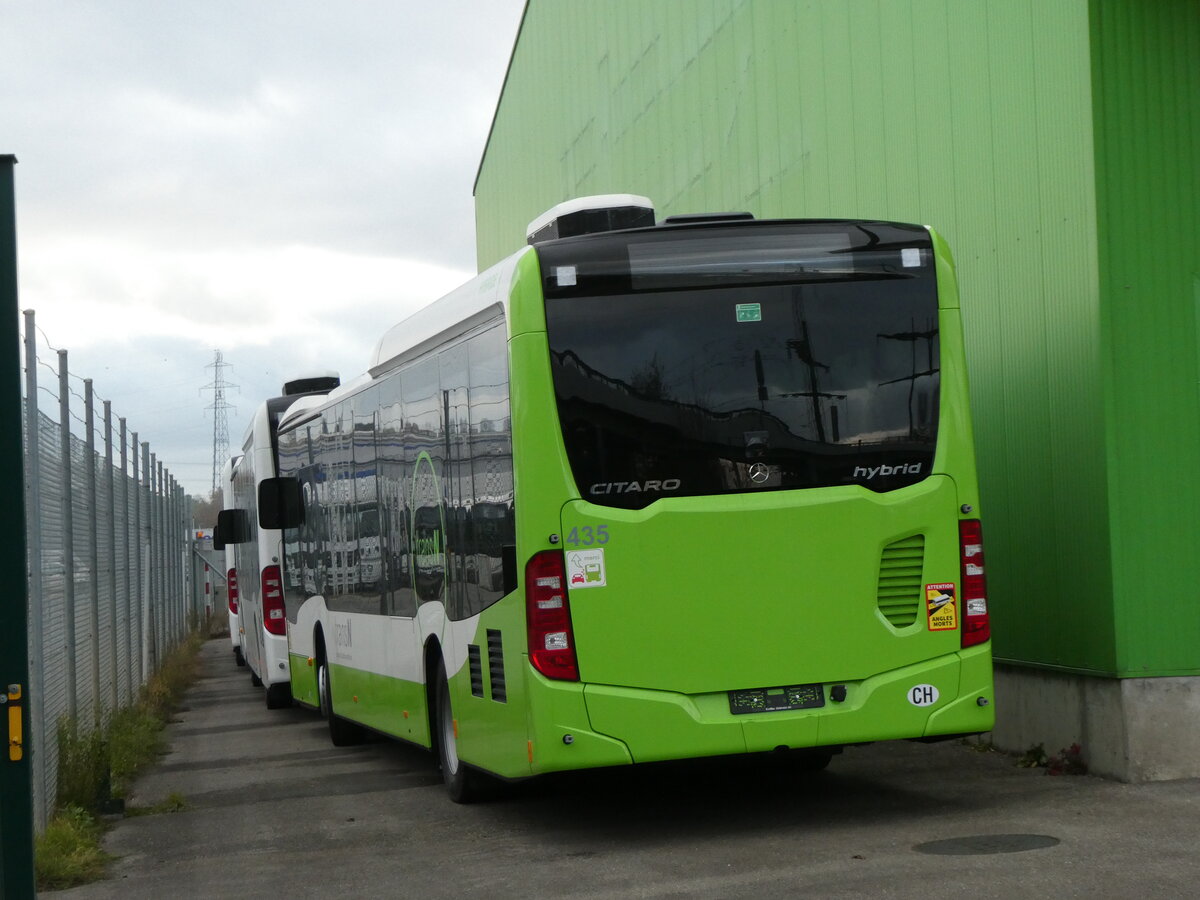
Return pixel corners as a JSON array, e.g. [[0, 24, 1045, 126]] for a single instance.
[[234, 647, 245, 667], [320, 658, 364, 747], [435, 661, 484, 804], [317, 658, 332, 719], [266, 682, 292, 710], [250, 669, 263, 688]]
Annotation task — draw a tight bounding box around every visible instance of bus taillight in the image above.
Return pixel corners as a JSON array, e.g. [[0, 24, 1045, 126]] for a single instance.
[[228, 568, 239, 615], [959, 519, 990, 647], [262, 565, 286, 636], [525, 550, 579, 681]]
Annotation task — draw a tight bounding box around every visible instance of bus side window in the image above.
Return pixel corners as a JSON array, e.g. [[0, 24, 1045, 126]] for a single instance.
[[469, 324, 514, 611], [442, 342, 471, 621]]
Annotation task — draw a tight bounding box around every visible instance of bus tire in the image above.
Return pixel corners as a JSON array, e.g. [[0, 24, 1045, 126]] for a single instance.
[[320, 657, 365, 747], [234, 647, 245, 667], [434, 661, 485, 803], [266, 682, 292, 710], [250, 669, 263, 688]]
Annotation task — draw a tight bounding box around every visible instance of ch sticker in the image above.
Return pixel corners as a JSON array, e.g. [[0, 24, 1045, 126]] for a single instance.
[[908, 684, 940, 707], [926, 582, 958, 632]]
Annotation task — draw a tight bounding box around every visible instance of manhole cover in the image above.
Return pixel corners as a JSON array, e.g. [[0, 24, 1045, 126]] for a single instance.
[[914, 834, 1061, 856]]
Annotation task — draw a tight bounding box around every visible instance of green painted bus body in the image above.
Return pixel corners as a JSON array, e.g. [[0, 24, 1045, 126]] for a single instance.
[[285, 224, 993, 781]]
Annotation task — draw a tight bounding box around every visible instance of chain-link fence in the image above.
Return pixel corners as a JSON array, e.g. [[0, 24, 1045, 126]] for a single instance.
[[20, 308, 204, 831]]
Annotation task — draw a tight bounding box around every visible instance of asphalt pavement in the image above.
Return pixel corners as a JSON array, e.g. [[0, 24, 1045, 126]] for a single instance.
[[55, 638, 1200, 899]]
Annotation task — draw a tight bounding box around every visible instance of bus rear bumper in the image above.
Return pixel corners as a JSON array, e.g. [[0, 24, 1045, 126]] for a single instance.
[[557, 646, 994, 767]]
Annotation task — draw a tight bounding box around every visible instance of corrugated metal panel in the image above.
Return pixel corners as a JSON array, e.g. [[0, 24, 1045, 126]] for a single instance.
[[1091, 0, 1200, 676], [475, 0, 1114, 672]]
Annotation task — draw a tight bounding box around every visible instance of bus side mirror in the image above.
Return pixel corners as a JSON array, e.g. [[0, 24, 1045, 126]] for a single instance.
[[215, 508, 251, 545], [259, 477, 304, 530], [212, 526, 225, 551]]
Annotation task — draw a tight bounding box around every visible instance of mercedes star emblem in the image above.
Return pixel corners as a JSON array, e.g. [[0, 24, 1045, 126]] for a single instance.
[[749, 462, 770, 484]]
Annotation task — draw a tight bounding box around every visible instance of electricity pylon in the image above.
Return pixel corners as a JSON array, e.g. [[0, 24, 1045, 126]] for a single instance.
[[202, 350, 237, 495]]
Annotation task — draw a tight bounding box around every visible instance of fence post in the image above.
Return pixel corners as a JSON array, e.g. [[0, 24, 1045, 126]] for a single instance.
[[175, 481, 185, 634], [154, 454, 162, 660], [85, 378, 101, 724], [141, 442, 152, 676], [22, 308, 48, 833], [151, 455, 160, 659], [165, 473, 172, 643], [0, 151, 36, 897], [58, 348, 78, 720], [169, 477, 178, 640], [120, 418, 130, 705], [149, 453, 157, 661], [183, 487, 193, 629], [132, 432, 142, 687], [180, 485, 189, 632], [164, 471, 173, 644], [157, 459, 166, 651], [105, 400, 118, 713], [183, 487, 195, 627]]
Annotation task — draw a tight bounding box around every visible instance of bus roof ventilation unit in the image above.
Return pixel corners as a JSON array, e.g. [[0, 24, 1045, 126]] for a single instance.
[[526, 194, 655, 245], [659, 212, 755, 225], [281, 372, 340, 396]]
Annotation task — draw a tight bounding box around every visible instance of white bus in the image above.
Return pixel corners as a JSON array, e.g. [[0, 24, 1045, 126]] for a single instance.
[[216, 454, 245, 667], [224, 375, 340, 708]]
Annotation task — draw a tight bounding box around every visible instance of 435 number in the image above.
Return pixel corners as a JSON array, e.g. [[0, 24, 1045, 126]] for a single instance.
[[565, 525, 610, 547]]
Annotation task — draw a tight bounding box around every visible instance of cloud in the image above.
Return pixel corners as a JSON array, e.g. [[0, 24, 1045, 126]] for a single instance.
[[3, 0, 526, 496], [23, 235, 469, 347], [22, 238, 471, 495], [4, 1, 520, 264]]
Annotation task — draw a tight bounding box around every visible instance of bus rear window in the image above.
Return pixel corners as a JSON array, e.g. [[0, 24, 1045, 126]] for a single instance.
[[540, 223, 941, 509]]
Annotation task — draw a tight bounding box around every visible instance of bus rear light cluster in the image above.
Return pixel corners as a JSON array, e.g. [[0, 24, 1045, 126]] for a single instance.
[[959, 519, 990, 648], [227, 567, 239, 615], [262, 565, 286, 636], [525, 551, 579, 681]]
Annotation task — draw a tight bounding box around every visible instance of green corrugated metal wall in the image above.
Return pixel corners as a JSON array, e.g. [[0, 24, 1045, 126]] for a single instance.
[[474, 0, 1197, 677], [1091, 0, 1200, 676]]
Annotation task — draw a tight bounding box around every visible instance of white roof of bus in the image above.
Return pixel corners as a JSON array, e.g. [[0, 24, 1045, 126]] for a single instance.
[[319, 371, 372, 404], [277, 372, 372, 431], [369, 246, 529, 378], [220, 454, 241, 482], [275, 247, 529, 434], [277, 393, 326, 430]]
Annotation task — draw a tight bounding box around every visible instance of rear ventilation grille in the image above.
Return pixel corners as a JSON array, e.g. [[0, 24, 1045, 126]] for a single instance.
[[487, 629, 506, 703], [877, 534, 925, 627], [468, 645, 484, 698]]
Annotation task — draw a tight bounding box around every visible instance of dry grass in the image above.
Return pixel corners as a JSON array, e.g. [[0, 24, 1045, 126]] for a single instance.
[[37, 631, 207, 890]]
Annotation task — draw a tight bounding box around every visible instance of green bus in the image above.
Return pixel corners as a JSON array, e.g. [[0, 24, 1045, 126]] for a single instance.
[[264, 197, 994, 801]]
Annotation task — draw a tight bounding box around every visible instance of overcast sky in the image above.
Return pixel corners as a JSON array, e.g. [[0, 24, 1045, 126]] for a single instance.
[[2, 0, 526, 497]]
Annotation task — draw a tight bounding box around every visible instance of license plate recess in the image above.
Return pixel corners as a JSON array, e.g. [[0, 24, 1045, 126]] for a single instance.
[[728, 683, 825, 715]]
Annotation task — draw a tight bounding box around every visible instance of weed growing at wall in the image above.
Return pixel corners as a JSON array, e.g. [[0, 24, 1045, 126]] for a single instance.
[[33, 805, 113, 890], [54, 721, 111, 813], [36, 631, 206, 890]]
